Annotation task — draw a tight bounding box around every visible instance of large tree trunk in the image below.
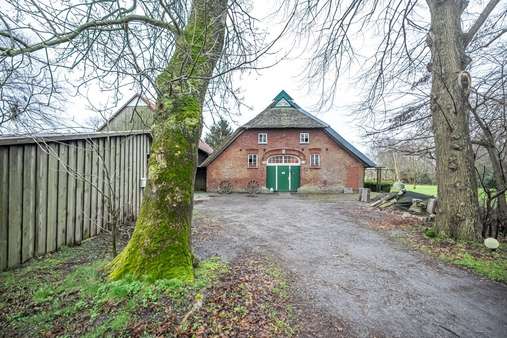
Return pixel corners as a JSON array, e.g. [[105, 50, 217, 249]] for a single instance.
[[428, 0, 480, 240], [109, 0, 227, 281]]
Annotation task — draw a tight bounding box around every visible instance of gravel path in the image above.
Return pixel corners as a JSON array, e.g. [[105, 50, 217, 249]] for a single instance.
[[193, 193, 507, 338]]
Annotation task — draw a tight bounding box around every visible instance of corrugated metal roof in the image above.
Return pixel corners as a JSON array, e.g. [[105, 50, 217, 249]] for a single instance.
[[0, 130, 150, 146]]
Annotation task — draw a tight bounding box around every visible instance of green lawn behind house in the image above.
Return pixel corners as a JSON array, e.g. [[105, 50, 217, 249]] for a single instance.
[[399, 184, 505, 203], [406, 226, 507, 284], [404, 184, 438, 196]]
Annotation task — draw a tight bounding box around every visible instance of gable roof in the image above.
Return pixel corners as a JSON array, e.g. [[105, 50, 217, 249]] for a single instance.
[[323, 127, 376, 167], [200, 90, 376, 168], [96, 94, 213, 154], [97, 94, 154, 131], [198, 140, 213, 155], [243, 90, 328, 129]]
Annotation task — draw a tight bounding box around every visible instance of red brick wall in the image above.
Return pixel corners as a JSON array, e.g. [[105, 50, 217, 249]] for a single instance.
[[206, 128, 365, 192]]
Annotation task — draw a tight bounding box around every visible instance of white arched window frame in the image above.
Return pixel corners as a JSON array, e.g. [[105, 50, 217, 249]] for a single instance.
[[267, 155, 301, 165]]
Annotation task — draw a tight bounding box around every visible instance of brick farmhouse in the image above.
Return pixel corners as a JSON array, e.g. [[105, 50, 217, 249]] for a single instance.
[[201, 91, 375, 193]]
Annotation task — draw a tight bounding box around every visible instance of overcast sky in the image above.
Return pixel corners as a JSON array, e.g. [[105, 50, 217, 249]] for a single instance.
[[62, 0, 398, 155]]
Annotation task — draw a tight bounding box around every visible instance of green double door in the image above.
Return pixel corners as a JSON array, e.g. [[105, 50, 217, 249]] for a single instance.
[[266, 165, 300, 192]]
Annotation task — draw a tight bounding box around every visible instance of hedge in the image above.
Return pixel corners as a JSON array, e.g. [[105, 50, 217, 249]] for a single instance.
[[364, 181, 394, 193]]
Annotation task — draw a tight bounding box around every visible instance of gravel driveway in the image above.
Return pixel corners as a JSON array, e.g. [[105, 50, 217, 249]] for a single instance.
[[192, 193, 507, 338]]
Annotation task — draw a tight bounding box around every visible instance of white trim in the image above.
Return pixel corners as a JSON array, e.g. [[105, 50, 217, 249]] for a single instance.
[[247, 153, 258, 168], [310, 153, 321, 167], [299, 132, 310, 144], [275, 166, 278, 190], [276, 98, 291, 107], [288, 165, 291, 190], [258, 132, 268, 144], [266, 154, 301, 165]]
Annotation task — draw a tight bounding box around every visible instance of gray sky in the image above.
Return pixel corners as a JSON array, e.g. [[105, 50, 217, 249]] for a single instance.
[[61, 0, 386, 155]]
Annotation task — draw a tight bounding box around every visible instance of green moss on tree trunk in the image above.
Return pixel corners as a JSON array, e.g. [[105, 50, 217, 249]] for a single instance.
[[109, 0, 227, 281]]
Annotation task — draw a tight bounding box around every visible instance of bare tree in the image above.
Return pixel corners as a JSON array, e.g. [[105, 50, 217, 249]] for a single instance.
[[374, 147, 436, 186], [1, 0, 292, 281], [291, 0, 505, 241], [470, 51, 507, 227], [0, 59, 62, 134]]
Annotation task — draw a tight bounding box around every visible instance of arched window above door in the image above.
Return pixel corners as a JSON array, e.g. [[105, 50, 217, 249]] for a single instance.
[[267, 155, 300, 165]]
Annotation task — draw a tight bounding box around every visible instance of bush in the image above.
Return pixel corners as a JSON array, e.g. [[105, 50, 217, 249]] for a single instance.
[[481, 174, 497, 190], [424, 227, 437, 238], [364, 180, 393, 192]]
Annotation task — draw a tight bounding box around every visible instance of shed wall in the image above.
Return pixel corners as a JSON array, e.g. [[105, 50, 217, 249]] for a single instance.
[[0, 133, 151, 271]]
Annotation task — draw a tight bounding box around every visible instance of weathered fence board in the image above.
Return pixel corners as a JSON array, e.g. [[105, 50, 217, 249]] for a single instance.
[[75, 141, 85, 243], [57, 143, 68, 248], [46, 144, 58, 252], [66, 145, 77, 245], [0, 147, 8, 270], [97, 138, 105, 233], [22, 145, 36, 262], [35, 146, 48, 255], [90, 142, 98, 237], [0, 131, 150, 270], [82, 141, 92, 239], [8, 146, 23, 267]]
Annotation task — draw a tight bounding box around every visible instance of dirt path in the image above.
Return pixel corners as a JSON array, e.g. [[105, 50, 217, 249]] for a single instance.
[[193, 193, 507, 338]]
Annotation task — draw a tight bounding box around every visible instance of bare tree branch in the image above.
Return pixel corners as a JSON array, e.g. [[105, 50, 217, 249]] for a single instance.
[[1, 15, 178, 57], [464, 0, 502, 47]]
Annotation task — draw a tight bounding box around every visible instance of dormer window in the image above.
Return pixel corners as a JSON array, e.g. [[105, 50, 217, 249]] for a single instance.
[[258, 132, 267, 144], [300, 132, 309, 144]]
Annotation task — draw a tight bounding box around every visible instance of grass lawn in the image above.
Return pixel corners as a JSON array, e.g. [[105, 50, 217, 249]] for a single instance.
[[405, 226, 507, 284], [400, 184, 505, 203], [0, 232, 296, 337], [354, 204, 507, 284], [404, 184, 438, 196]]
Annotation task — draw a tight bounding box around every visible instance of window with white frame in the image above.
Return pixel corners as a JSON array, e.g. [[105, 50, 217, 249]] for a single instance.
[[248, 154, 258, 168], [310, 153, 320, 167], [300, 132, 309, 144], [267, 155, 300, 164], [258, 133, 267, 144]]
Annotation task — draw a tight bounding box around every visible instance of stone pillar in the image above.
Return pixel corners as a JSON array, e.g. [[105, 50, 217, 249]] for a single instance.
[[358, 188, 370, 202]]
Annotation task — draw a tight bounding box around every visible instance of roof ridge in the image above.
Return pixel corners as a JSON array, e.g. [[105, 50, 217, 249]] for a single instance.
[[242, 92, 327, 129], [97, 94, 154, 131], [291, 101, 329, 128], [273, 90, 293, 102]]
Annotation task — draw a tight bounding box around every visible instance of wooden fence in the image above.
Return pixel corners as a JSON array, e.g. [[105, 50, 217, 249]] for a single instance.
[[0, 131, 151, 271]]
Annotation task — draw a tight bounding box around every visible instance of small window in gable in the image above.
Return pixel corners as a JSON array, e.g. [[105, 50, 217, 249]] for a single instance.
[[310, 154, 320, 167], [248, 154, 258, 168], [300, 132, 309, 144], [258, 133, 267, 144], [276, 98, 291, 107]]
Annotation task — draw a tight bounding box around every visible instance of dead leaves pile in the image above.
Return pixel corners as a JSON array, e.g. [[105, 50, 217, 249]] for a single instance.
[[178, 256, 294, 338], [337, 203, 422, 231]]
